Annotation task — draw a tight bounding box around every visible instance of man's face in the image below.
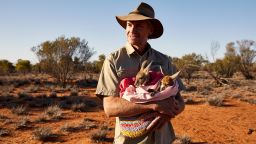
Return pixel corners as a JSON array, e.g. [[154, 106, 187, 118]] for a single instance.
[[126, 20, 153, 48]]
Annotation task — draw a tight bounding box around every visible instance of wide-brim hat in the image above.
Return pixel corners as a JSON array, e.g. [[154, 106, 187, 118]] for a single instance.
[[116, 2, 163, 39]]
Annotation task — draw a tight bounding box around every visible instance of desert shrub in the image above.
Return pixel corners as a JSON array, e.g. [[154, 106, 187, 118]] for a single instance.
[[81, 118, 97, 130], [0, 85, 14, 96], [28, 85, 39, 93], [231, 94, 242, 99], [33, 127, 58, 142], [240, 98, 256, 105], [0, 114, 12, 124], [185, 85, 197, 92], [12, 105, 29, 115], [70, 88, 79, 96], [174, 134, 191, 144], [0, 128, 11, 137], [82, 118, 96, 122], [35, 113, 48, 123], [90, 129, 108, 143], [15, 117, 32, 130], [71, 103, 87, 112], [60, 123, 84, 133], [207, 95, 224, 106], [65, 84, 72, 90], [60, 118, 97, 133], [0, 115, 9, 122], [44, 105, 63, 120], [184, 97, 196, 104], [196, 85, 213, 95]]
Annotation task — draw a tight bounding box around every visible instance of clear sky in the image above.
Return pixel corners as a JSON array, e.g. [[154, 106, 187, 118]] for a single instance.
[[0, 0, 255, 64]]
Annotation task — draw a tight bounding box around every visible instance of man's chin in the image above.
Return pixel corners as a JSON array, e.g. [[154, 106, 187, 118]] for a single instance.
[[129, 40, 140, 45]]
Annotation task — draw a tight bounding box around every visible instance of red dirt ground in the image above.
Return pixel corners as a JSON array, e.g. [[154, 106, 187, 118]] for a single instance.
[[0, 77, 255, 144]]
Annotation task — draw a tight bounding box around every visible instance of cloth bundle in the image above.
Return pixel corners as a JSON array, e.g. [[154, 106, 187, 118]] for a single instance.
[[119, 71, 179, 138]]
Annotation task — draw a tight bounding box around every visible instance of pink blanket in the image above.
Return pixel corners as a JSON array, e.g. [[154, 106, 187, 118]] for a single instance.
[[119, 71, 179, 103]]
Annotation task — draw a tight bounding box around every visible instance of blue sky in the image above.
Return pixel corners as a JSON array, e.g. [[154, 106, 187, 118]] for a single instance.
[[0, 0, 255, 64]]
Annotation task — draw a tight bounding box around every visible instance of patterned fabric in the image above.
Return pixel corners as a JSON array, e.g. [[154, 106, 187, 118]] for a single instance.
[[119, 112, 158, 138]]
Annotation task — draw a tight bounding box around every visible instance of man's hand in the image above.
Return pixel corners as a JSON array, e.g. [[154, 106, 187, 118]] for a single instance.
[[152, 97, 179, 118], [146, 95, 184, 131], [146, 114, 170, 132]]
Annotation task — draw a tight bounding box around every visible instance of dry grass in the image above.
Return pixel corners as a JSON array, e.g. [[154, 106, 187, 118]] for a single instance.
[[0, 128, 11, 137], [240, 98, 256, 105], [207, 95, 224, 106], [0, 72, 255, 143], [174, 134, 192, 144], [32, 127, 59, 142], [44, 105, 63, 120], [90, 129, 108, 143], [15, 116, 32, 130], [71, 103, 87, 112], [11, 105, 29, 115]]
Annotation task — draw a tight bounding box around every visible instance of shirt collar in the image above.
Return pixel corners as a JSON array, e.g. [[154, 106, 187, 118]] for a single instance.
[[125, 42, 152, 56]]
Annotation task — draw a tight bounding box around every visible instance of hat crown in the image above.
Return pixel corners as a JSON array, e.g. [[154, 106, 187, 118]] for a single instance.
[[116, 2, 163, 39], [129, 2, 155, 18]]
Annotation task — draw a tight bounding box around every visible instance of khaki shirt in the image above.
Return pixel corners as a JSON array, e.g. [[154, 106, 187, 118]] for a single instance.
[[96, 43, 185, 144]]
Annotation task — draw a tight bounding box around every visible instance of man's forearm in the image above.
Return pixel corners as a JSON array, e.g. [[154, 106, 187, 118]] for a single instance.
[[103, 96, 154, 117]]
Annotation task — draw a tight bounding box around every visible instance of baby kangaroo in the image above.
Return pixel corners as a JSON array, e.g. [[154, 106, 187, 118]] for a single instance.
[[134, 60, 181, 96], [134, 60, 152, 87], [160, 70, 181, 91], [148, 69, 181, 96]]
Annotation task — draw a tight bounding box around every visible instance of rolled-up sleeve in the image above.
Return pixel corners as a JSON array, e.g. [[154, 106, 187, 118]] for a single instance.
[[96, 55, 119, 98]]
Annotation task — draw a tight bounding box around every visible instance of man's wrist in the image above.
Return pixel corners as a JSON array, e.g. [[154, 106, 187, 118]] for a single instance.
[[147, 103, 157, 111]]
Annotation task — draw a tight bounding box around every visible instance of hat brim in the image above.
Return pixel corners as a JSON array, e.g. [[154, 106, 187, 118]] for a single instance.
[[116, 14, 163, 39]]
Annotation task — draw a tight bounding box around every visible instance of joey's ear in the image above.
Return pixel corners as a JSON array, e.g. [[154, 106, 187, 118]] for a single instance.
[[159, 65, 165, 75], [170, 71, 181, 79], [144, 61, 153, 73], [140, 60, 148, 71]]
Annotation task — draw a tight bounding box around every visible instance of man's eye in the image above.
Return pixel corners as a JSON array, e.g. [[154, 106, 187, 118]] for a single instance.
[[127, 23, 132, 27]]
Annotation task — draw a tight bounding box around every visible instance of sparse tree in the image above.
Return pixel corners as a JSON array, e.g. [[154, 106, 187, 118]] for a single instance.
[[210, 41, 220, 61], [172, 53, 205, 84], [95, 54, 105, 73], [84, 54, 106, 74], [15, 59, 32, 74], [236, 40, 256, 79], [32, 36, 95, 86], [32, 63, 42, 73], [211, 43, 240, 78], [0, 59, 15, 75]]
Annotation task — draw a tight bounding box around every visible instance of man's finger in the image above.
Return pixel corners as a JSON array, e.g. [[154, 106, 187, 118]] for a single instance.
[[146, 116, 161, 131]]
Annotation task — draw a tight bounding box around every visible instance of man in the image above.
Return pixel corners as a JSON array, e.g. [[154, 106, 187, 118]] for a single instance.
[[96, 2, 185, 144]]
